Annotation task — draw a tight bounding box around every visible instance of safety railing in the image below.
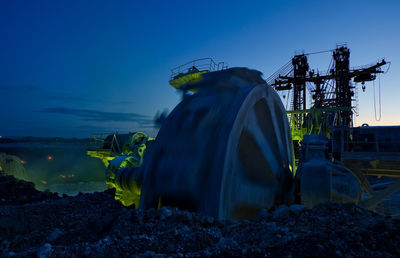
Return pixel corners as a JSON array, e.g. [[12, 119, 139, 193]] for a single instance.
[[332, 139, 400, 153], [87, 133, 121, 153], [170, 58, 228, 80]]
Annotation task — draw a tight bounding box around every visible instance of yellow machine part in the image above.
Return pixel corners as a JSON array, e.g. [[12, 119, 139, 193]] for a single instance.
[[105, 132, 154, 207], [169, 71, 208, 90], [86, 150, 116, 167], [113, 178, 142, 207]]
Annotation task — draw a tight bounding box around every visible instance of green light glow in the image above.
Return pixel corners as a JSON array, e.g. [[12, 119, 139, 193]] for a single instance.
[[87, 132, 153, 208]]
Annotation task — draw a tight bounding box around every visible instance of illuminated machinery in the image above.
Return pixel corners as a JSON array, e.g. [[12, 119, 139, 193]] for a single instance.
[[87, 132, 154, 206], [89, 59, 294, 218], [169, 58, 228, 92], [89, 51, 400, 219], [267, 45, 400, 214], [267, 44, 388, 154]]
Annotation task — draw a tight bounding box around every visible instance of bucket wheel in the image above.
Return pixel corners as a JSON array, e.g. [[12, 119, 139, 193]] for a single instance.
[[140, 68, 294, 219]]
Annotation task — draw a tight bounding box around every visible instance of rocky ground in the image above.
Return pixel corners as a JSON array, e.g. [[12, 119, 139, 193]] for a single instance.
[[0, 174, 400, 257]]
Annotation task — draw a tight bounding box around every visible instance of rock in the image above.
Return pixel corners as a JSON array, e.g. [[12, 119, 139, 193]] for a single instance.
[[0, 215, 25, 233], [273, 205, 290, 219], [97, 215, 115, 233], [222, 218, 237, 225], [203, 249, 212, 256], [257, 208, 270, 220], [217, 237, 239, 249], [1, 173, 400, 257], [83, 246, 92, 256], [201, 216, 215, 225], [210, 228, 223, 240], [159, 207, 172, 220], [266, 222, 277, 231], [48, 228, 63, 242], [37, 243, 52, 258], [182, 211, 193, 222], [290, 204, 306, 213], [143, 250, 156, 257]]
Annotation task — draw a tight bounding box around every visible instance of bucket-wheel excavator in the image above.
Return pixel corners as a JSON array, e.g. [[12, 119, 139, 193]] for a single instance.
[[88, 52, 400, 219]]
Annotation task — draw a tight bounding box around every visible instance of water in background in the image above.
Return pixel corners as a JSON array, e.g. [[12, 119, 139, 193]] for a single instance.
[[0, 138, 107, 195]]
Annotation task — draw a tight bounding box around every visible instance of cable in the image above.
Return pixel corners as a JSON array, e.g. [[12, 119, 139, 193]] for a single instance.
[[373, 75, 382, 121], [378, 73, 382, 120], [383, 61, 391, 74], [373, 80, 376, 120], [286, 89, 291, 110], [304, 49, 335, 56], [266, 60, 293, 84]]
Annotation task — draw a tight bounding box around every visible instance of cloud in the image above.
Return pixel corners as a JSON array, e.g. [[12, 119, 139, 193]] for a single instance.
[[113, 100, 132, 105], [0, 86, 41, 92], [45, 94, 89, 103], [22, 86, 42, 91], [0, 86, 14, 91], [41, 107, 151, 123], [0, 85, 135, 105], [0, 85, 90, 104]]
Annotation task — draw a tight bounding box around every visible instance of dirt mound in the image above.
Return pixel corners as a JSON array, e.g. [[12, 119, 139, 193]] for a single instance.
[[1, 174, 399, 257], [0, 174, 59, 205]]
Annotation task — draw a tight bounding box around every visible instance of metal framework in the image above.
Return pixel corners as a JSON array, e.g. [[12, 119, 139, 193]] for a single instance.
[[169, 58, 228, 90], [291, 55, 309, 130], [170, 58, 228, 80], [268, 45, 387, 138], [87, 133, 121, 166]]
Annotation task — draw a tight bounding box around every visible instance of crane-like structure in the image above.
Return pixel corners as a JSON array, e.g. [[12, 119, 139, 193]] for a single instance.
[[267, 44, 387, 151]]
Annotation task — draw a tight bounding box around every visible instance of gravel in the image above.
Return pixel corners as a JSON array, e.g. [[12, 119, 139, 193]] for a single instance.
[[0, 174, 399, 257]]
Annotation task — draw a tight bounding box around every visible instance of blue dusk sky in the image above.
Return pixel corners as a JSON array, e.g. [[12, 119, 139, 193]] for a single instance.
[[1, 0, 399, 138]]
